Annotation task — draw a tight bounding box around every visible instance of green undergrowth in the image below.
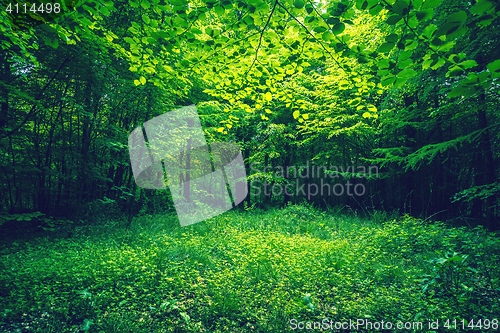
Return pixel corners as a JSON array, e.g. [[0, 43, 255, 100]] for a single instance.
[[1, 204, 499, 332]]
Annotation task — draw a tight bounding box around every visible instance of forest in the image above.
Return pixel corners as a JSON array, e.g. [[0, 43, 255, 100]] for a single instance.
[[0, 0, 499, 331]]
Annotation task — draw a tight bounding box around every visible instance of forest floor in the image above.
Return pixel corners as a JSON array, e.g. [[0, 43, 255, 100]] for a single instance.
[[0, 204, 499, 332]]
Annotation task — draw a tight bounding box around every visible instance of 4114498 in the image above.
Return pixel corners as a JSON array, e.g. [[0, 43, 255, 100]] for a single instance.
[[5, 2, 61, 14]]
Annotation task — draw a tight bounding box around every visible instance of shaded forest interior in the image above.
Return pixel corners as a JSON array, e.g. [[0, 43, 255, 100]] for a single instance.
[[1, 0, 500, 231]]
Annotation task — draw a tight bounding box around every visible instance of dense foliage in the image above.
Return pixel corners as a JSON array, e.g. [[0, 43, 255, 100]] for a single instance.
[[1, 0, 500, 331], [1, 206, 499, 332]]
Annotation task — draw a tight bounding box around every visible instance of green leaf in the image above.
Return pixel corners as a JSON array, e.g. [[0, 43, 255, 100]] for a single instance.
[[385, 33, 399, 43], [326, 17, 340, 25], [386, 15, 402, 25], [395, 77, 408, 88], [398, 58, 413, 69], [422, 24, 437, 39], [369, 4, 383, 15], [392, 0, 409, 15], [431, 58, 445, 70], [313, 26, 327, 33], [446, 26, 466, 40], [294, 0, 305, 9], [215, 5, 225, 15], [478, 14, 495, 28], [471, 0, 494, 14], [357, 56, 368, 64], [400, 49, 413, 61], [293, 111, 300, 119], [422, 59, 433, 70], [431, 37, 442, 46], [421, 0, 442, 9], [142, 14, 150, 24], [382, 75, 396, 87], [124, 37, 135, 44], [437, 41, 455, 52], [447, 68, 464, 77], [447, 10, 467, 23], [140, 76, 146, 84], [412, 0, 423, 9], [435, 22, 460, 37], [416, 9, 433, 21], [458, 60, 477, 70], [332, 23, 345, 35], [377, 59, 391, 70], [322, 31, 334, 41], [362, 112, 371, 118], [398, 68, 416, 79], [367, 104, 377, 112], [448, 86, 469, 98], [378, 42, 395, 53], [134, 80, 141, 86], [486, 59, 500, 73], [478, 71, 492, 86], [356, 0, 368, 10], [264, 92, 272, 101]]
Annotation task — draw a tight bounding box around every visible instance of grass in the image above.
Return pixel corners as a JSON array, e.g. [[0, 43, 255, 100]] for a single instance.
[[1, 203, 499, 332]]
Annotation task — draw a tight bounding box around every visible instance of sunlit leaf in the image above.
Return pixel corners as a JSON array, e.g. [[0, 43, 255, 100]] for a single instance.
[[322, 31, 334, 41]]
